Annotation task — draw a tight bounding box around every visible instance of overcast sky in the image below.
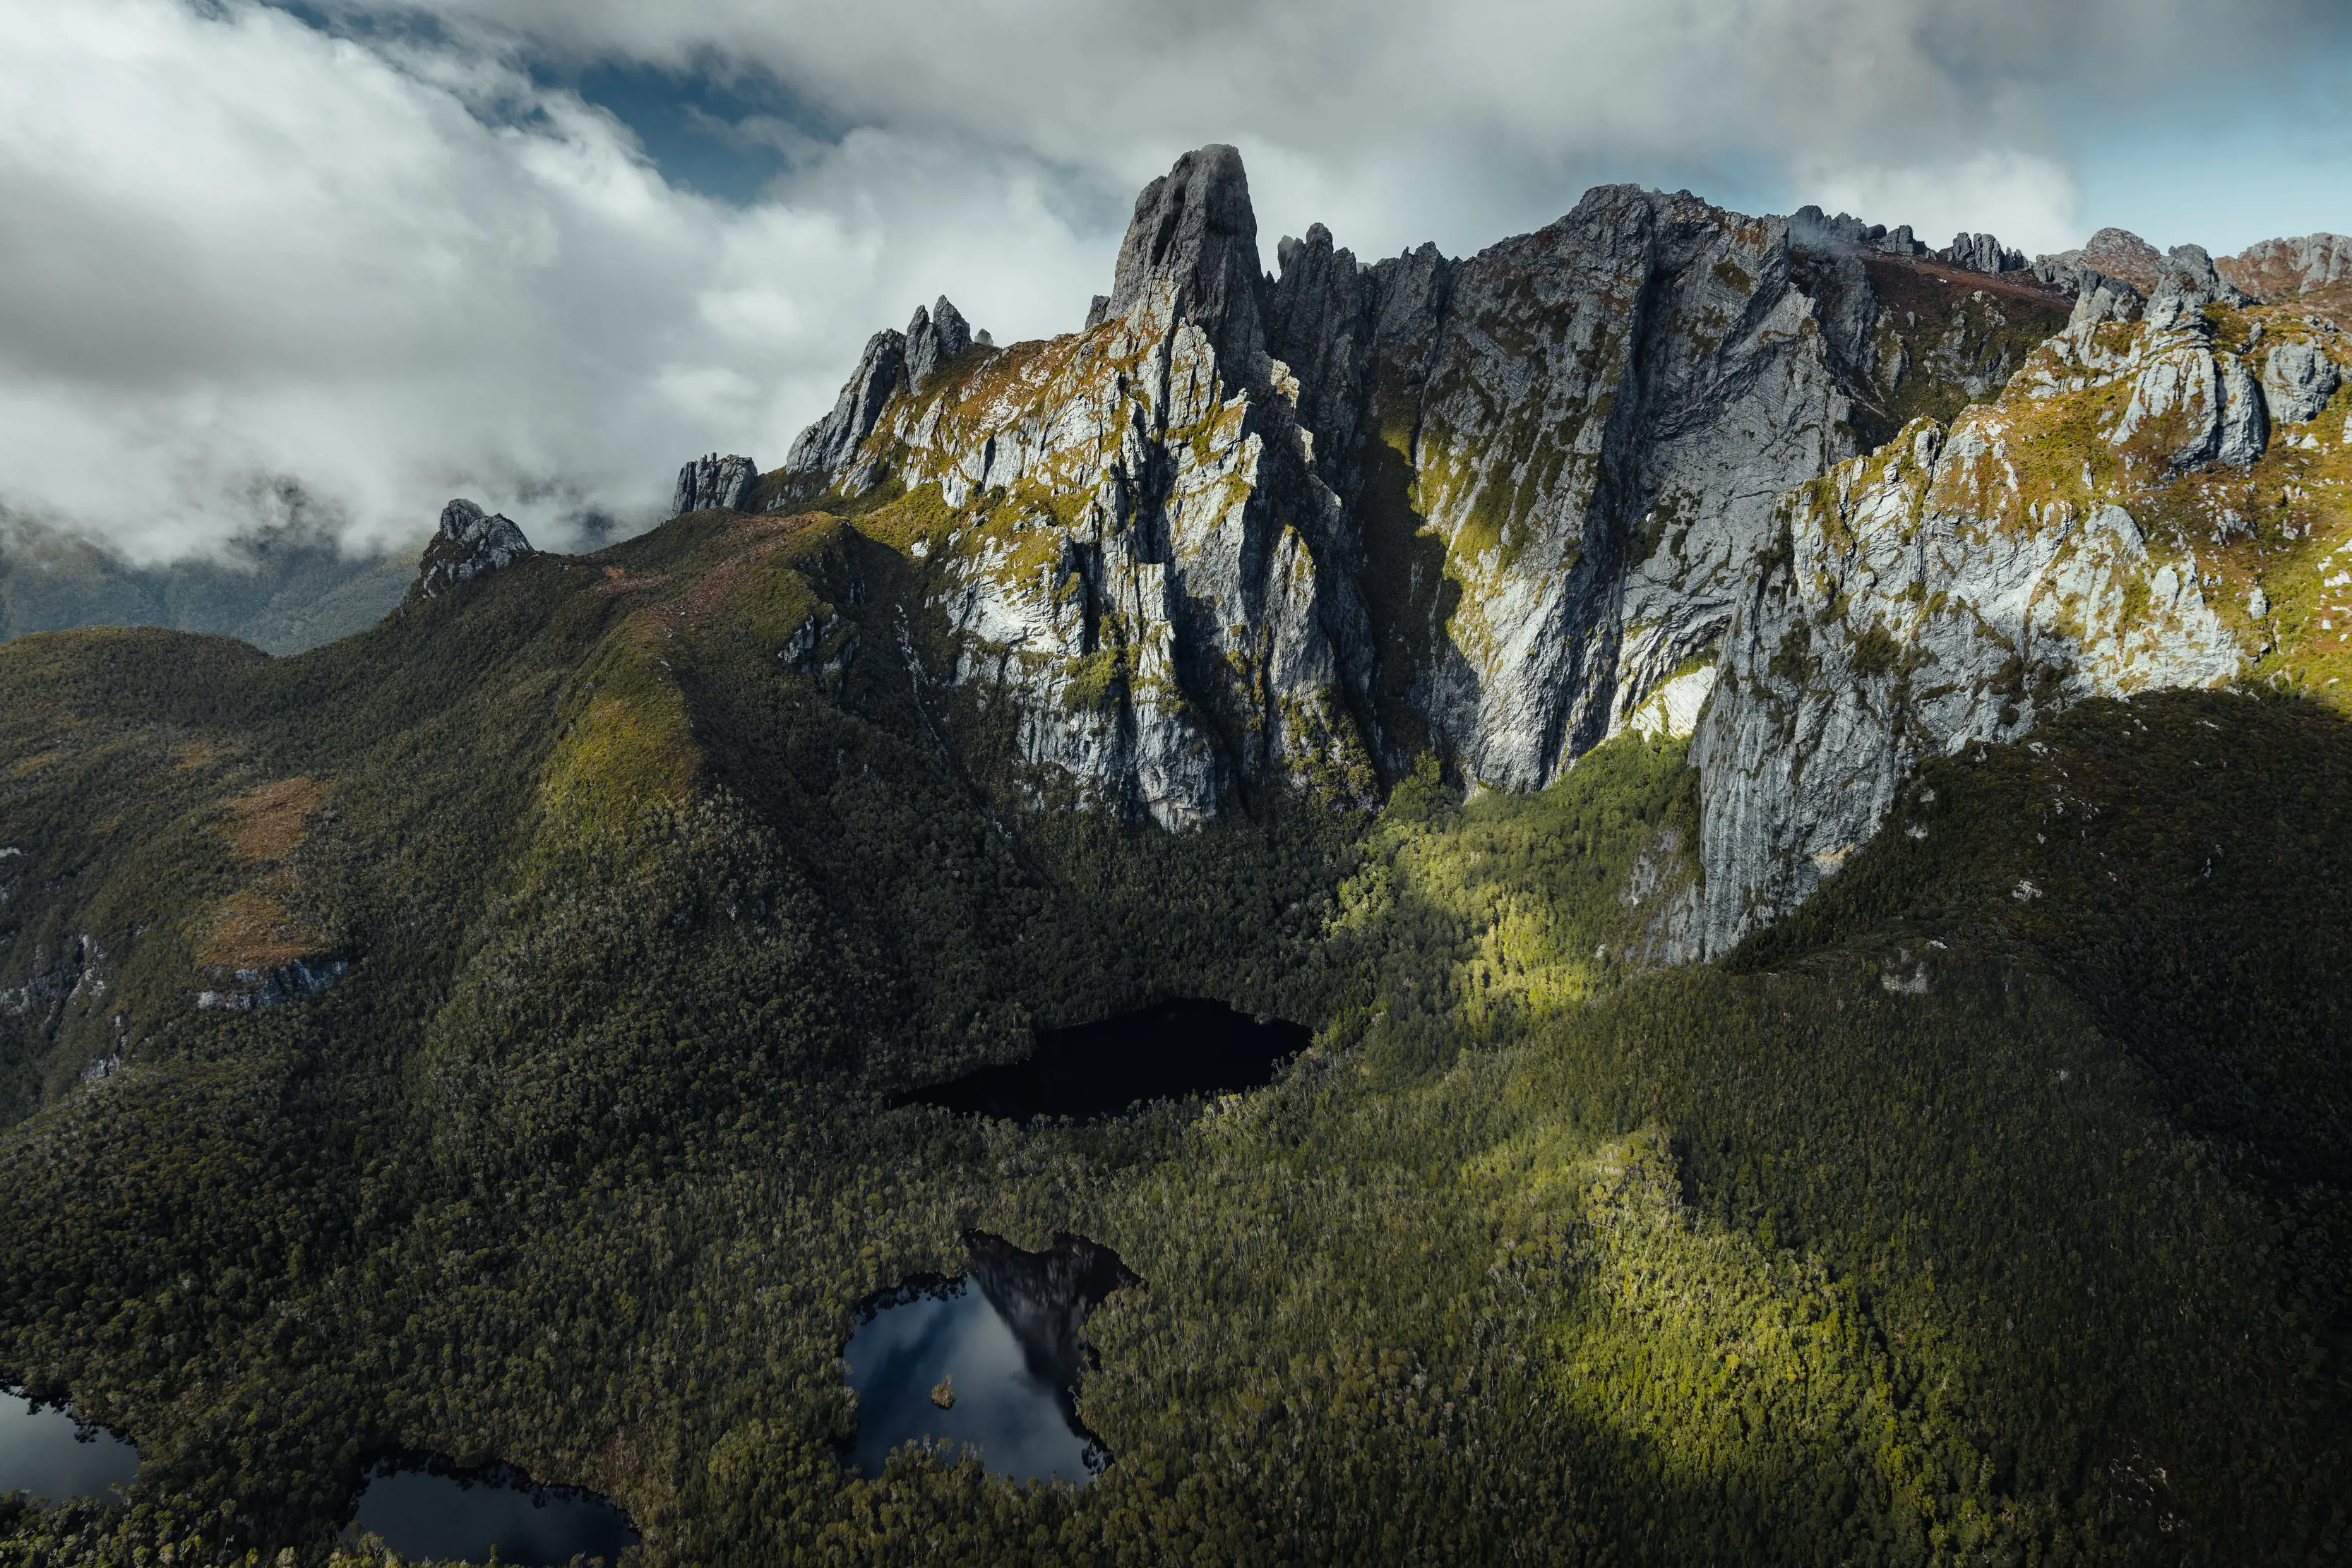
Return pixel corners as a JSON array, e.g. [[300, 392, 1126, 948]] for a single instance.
[[4, 0, 2350, 561]]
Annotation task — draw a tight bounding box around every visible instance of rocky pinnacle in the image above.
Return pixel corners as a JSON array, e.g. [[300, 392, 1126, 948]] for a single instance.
[[417, 499, 532, 599], [1085, 143, 1271, 383]]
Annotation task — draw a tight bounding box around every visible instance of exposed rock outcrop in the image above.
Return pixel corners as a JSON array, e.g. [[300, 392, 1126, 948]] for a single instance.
[[766, 147, 2342, 957], [1942, 232, 2027, 274], [2039, 227, 2167, 294], [775, 148, 2075, 825], [2262, 335, 2344, 424], [2221, 232, 2352, 319], [1679, 418, 2244, 955], [1670, 256, 2352, 956], [417, 500, 532, 599], [1084, 144, 1270, 383], [1787, 205, 1928, 258], [905, 297, 977, 390], [673, 453, 758, 515], [195, 956, 348, 1012], [784, 330, 910, 490]]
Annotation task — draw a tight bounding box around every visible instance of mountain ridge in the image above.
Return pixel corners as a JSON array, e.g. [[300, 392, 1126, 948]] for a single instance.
[[680, 145, 2349, 954]]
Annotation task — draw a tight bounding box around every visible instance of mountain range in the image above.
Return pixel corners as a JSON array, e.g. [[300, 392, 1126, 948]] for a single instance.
[[0, 145, 2347, 1566]]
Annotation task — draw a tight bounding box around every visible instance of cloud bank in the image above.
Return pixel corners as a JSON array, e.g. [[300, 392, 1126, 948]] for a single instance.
[[0, 0, 2345, 559]]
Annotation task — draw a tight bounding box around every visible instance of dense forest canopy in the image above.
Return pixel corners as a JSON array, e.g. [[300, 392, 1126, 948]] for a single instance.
[[0, 496, 2344, 1566]]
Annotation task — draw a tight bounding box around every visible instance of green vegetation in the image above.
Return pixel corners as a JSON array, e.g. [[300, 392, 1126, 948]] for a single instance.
[[0, 505, 2345, 1566], [1854, 263, 2072, 450]]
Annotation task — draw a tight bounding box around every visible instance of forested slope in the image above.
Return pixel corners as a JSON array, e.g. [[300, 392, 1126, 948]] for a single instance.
[[0, 492, 2344, 1564]]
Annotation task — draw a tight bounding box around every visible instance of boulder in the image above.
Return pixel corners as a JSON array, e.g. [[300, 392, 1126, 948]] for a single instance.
[[2262, 337, 2344, 424]]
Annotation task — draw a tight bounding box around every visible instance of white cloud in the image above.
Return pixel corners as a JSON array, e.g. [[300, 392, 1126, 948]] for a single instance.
[[0, 0, 2345, 561], [0, 0, 1106, 559], [1799, 151, 2086, 260]]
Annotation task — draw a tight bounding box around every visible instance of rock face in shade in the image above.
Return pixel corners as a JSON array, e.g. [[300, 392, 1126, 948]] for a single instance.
[[777, 148, 2083, 828], [1671, 422, 2244, 957], [784, 330, 910, 489], [1663, 244, 2352, 956], [672, 453, 759, 515], [417, 501, 532, 600]]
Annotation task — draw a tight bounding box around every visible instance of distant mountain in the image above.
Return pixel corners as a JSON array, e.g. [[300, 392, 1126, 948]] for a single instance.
[[0, 517, 419, 654]]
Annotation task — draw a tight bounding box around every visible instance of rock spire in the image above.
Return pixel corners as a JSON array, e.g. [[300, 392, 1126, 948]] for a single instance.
[[1085, 144, 1270, 380]]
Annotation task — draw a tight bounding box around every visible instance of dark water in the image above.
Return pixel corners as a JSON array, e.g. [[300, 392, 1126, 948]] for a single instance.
[[350, 1459, 635, 1566], [904, 1000, 1312, 1120], [0, 1392, 138, 1504], [843, 1232, 1138, 1484]]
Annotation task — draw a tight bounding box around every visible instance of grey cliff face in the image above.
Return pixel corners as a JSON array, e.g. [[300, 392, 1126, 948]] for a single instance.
[[769, 143, 2309, 952], [417, 499, 532, 599], [777, 146, 2082, 828], [784, 328, 909, 487], [1678, 416, 2245, 957], [673, 453, 759, 515]]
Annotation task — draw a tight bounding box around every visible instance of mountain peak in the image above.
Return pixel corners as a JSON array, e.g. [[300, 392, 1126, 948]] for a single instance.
[[1087, 143, 1269, 378]]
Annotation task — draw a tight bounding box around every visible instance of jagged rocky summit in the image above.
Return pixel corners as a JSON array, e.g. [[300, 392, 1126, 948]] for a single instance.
[[416, 499, 533, 599], [683, 145, 2350, 955]]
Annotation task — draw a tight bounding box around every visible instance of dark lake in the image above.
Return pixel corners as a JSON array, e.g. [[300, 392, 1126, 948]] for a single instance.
[[350, 1458, 635, 1566], [0, 1392, 138, 1504], [902, 999, 1312, 1120], [843, 1232, 1138, 1485]]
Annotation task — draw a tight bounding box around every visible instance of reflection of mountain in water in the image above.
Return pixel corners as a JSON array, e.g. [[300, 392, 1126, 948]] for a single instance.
[[965, 1231, 1139, 1396], [840, 1231, 1140, 1483]]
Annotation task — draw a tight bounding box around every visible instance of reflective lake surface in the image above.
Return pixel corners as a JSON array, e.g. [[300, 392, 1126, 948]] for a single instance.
[[0, 1392, 138, 1504], [350, 1459, 635, 1566], [905, 999, 1312, 1120], [844, 1232, 1138, 1483]]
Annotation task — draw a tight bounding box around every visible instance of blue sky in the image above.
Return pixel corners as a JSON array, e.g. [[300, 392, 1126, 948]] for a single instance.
[[0, 0, 2347, 559]]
